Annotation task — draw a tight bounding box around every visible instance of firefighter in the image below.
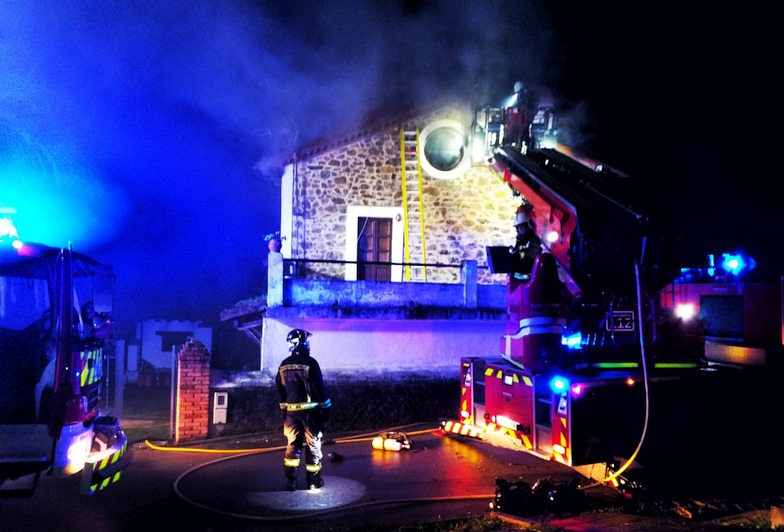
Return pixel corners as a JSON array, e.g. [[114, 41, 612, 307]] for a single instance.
[[512, 202, 542, 281], [275, 328, 332, 491]]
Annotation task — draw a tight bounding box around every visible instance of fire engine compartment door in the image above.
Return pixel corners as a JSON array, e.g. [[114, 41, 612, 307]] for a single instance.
[[484, 363, 535, 436], [460, 357, 488, 425]]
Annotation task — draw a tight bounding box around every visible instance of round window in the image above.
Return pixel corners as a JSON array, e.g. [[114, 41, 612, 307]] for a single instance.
[[419, 119, 471, 179], [424, 128, 464, 172]]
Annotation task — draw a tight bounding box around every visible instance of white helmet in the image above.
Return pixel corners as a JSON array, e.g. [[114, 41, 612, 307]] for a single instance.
[[514, 211, 529, 226], [514, 203, 533, 227]]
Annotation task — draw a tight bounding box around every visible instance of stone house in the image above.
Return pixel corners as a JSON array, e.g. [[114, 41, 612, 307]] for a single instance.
[[222, 99, 527, 379]]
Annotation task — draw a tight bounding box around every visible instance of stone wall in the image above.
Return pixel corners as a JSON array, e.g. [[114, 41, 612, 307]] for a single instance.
[[289, 103, 522, 284]]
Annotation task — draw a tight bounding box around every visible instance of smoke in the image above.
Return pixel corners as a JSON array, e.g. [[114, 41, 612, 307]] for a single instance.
[[5, 0, 777, 328], [0, 1, 564, 326]]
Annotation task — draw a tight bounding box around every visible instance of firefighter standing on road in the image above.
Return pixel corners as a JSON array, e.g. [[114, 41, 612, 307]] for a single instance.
[[275, 328, 332, 491]]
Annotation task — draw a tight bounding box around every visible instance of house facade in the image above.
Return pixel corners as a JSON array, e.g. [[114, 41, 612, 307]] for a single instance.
[[226, 100, 528, 378]]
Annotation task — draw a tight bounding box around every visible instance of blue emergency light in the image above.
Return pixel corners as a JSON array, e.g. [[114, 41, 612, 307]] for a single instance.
[[549, 375, 569, 394], [721, 252, 747, 276], [561, 332, 582, 349]]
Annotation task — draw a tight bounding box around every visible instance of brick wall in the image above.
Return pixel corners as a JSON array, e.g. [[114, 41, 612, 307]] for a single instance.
[[175, 338, 210, 443]]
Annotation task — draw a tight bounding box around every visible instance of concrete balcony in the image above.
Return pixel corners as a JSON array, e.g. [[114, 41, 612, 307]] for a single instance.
[[266, 256, 507, 320], [219, 255, 512, 375]]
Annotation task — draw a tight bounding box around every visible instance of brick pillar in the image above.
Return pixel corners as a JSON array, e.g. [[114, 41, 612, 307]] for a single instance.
[[175, 338, 210, 443]]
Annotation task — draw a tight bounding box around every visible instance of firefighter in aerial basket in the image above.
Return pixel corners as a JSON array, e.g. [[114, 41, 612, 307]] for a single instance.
[[511, 202, 542, 281], [275, 328, 332, 491]]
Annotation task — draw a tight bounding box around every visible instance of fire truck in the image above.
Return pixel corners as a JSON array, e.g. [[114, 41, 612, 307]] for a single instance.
[[660, 257, 782, 368], [443, 92, 781, 489], [0, 220, 130, 496]]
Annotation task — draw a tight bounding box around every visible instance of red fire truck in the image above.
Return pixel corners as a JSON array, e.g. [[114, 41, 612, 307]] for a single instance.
[[660, 255, 782, 368], [443, 100, 781, 491], [0, 223, 130, 496]]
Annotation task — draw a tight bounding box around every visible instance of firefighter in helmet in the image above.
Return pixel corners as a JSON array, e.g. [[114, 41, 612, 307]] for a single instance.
[[512, 202, 542, 281], [275, 328, 332, 491]]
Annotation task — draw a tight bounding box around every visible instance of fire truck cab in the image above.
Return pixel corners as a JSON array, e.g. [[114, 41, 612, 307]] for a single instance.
[[0, 231, 130, 496]]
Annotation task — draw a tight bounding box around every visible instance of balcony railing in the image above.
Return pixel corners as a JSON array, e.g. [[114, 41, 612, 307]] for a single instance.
[[266, 256, 507, 318]]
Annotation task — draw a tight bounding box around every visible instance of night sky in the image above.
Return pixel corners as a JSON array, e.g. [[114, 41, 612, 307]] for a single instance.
[[1, 1, 781, 331]]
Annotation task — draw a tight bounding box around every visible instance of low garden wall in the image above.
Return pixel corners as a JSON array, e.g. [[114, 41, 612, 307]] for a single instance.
[[207, 370, 460, 439]]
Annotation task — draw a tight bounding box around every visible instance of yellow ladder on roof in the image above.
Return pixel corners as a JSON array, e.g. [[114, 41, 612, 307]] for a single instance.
[[400, 128, 427, 282]]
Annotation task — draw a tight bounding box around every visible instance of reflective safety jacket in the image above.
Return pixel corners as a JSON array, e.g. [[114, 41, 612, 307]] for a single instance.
[[275, 348, 331, 413]]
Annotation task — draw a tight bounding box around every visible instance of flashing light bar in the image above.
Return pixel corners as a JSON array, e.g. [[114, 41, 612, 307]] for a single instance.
[[0, 216, 18, 238], [0, 214, 22, 249]]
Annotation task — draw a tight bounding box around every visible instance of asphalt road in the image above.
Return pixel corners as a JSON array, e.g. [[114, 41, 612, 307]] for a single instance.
[[3, 364, 781, 531], [3, 422, 776, 532], [0, 424, 667, 532]]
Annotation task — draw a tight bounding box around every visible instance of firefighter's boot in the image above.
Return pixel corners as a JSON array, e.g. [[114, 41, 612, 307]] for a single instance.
[[307, 464, 324, 490], [285, 466, 298, 491], [307, 472, 324, 490]]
